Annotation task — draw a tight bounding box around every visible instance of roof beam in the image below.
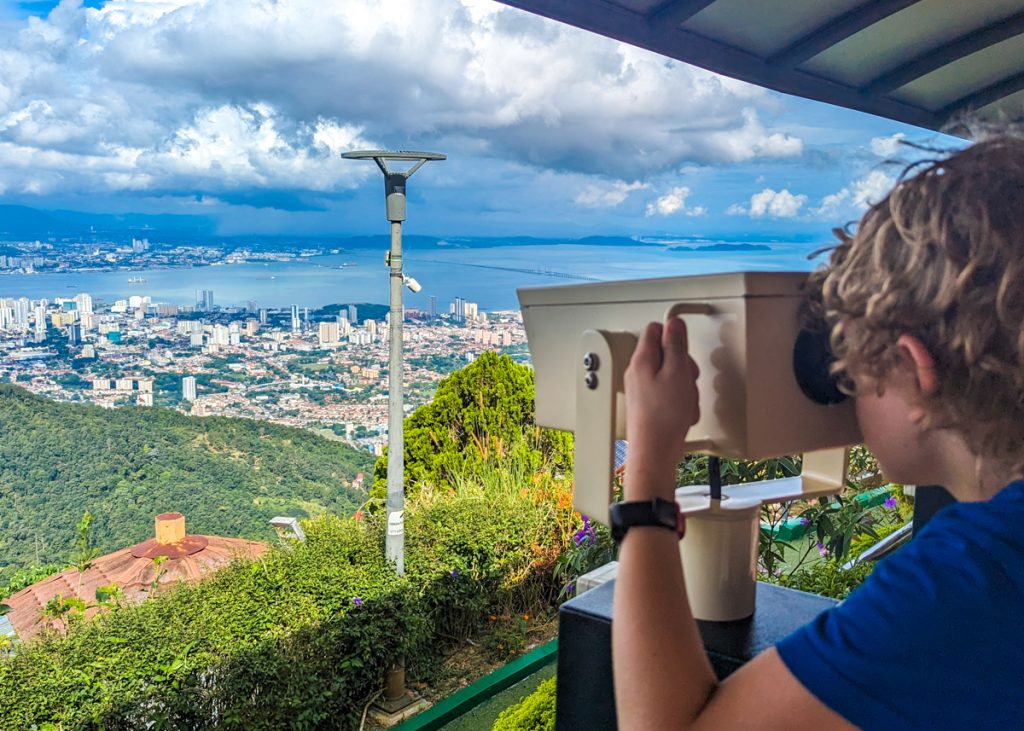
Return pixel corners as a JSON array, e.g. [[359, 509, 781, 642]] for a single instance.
[[768, 0, 923, 69], [865, 11, 1024, 96], [941, 70, 1024, 120], [646, 0, 717, 32]]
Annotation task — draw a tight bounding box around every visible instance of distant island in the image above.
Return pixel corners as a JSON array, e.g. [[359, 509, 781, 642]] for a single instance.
[[667, 243, 772, 252]]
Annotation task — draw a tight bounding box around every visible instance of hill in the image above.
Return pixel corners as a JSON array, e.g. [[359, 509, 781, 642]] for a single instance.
[[0, 385, 373, 581]]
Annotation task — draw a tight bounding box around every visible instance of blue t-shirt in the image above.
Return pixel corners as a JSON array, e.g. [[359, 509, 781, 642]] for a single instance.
[[776, 481, 1024, 730]]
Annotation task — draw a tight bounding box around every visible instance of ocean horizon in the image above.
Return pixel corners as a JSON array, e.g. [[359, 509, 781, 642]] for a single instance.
[[0, 240, 829, 311]]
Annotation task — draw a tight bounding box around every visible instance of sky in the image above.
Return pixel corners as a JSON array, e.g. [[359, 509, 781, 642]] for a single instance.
[[0, 0, 960, 240]]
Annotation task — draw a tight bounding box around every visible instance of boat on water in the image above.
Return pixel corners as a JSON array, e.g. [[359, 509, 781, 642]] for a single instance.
[[128, 276, 147, 284]]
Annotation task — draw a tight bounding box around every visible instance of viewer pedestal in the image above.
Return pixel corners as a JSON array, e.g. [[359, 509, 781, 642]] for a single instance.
[[555, 580, 837, 731]]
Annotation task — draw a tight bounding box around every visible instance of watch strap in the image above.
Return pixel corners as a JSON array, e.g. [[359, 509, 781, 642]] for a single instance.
[[610, 498, 685, 543]]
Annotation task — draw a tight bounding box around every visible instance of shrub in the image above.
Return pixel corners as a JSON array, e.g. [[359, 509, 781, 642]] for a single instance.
[[492, 675, 556, 731], [777, 559, 875, 600], [0, 488, 570, 730]]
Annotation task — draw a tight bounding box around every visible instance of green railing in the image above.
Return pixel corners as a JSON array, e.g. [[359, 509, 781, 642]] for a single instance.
[[395, 639, 558, 731]]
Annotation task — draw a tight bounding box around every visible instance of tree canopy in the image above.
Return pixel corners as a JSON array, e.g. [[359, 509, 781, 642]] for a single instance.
[[373, 352, 573, 496]]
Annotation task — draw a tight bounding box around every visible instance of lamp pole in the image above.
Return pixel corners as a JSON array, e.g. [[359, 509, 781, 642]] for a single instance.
[[342, 150, 445, 576]]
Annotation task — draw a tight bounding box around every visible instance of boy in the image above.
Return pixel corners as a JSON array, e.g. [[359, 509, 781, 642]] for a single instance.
[[613, 136, 1024, 730]]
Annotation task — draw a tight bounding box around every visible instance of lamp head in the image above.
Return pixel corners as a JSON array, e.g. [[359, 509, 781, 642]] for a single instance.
[[403, 275, 422, 293]]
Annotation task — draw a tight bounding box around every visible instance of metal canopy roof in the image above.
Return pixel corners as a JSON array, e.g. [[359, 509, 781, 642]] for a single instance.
[[497, 0, 1024, 132]]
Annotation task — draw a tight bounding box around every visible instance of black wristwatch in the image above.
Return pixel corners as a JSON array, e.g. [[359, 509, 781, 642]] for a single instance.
[[609, 498, 686, 543]]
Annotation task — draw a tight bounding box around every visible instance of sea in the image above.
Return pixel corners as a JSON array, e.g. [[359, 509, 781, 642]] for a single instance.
[[0, 241, 828, 312]]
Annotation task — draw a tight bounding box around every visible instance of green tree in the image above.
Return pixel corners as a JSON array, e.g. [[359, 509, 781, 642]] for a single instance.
[[372, 353, 573, 497]]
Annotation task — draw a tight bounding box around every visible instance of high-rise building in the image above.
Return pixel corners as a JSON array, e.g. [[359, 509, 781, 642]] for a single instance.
[[190, 331, 205, 348], [246, 300, 257, 314], [290, 304, 300, 334], [157, 303, 178, 317], [429, 295, 437, 319], [131, 238, 149, 254], [347, 304, 358, 324], [211, 324, 230, 346], [74, 293, 93, 315], [195, 289, 214, 312], [33, 304, 46, 337], [366, 319, 378, 340], [451, 297, 466, 323], [349, 329, 372, 346], [67, 324, 81, 345], [318, 321, 340, 347], [259, 308, 268, 326], [182, 376, 197, 402], [245, 319, 258, 337], [0, 302, 14, 331]]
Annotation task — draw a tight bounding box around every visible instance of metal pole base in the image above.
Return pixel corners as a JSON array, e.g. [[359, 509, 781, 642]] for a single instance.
[[370, 661, 431, 726]]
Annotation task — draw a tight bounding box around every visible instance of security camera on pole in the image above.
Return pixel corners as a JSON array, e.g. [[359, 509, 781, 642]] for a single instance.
[[341, 150, 445, 578]]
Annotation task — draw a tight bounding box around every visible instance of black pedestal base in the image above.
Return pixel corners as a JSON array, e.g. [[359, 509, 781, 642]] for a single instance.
[[555, 580, 837, 731]]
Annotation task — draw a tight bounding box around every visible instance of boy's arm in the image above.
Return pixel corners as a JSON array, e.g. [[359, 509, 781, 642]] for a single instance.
[[614, 525, 857, 731], [614, 319, 857, 730]]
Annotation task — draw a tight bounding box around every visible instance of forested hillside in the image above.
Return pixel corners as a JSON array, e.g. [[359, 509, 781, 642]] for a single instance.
[[0, 385, 373, 580]]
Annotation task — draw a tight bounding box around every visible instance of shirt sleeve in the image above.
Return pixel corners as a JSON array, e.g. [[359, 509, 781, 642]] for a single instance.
[[775, 518, 1024, 731]]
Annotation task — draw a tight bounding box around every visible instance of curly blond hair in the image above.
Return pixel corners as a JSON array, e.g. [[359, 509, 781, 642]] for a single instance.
[[808, 135, 1024, 469]]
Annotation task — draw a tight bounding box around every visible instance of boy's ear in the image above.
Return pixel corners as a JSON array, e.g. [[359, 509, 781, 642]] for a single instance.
[[895, 334, 938, 395]]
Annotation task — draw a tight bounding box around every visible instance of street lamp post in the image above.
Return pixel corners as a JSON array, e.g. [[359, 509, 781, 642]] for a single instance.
[[342, 150, 445, 577]]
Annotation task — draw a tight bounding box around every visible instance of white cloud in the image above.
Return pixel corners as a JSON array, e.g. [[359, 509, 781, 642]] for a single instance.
[[810, 187, 850, 219], [852, 169, 895, 209], [729, 187, 807, 218], [870, 133, 906, 158], [704, 108, 803, 163], [644, 186, 705, 217], [574, 179, 646, 208], [0, 0, 805, 199], [0, 101, 376, 195]]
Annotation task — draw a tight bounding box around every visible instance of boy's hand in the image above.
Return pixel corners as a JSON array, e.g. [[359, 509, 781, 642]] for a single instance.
[[623, 318, 700, 499]]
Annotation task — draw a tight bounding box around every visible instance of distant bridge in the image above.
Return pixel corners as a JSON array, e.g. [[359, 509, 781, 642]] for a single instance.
[[418, 259, 600, 282]]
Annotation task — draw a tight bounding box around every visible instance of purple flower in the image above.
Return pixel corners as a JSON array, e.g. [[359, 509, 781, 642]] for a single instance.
[[449, 569, 459, 578], [798, 517, 810, 526], [884, 496, 898, 509], [352, 596, 363, 607], [566, 582, 574, 594], [817, 541, 829, 557], [573, 514, 597, 547]]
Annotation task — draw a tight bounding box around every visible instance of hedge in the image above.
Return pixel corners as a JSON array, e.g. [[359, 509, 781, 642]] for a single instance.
[[0, 489, 572, 730], [492, 676, 556, 731]]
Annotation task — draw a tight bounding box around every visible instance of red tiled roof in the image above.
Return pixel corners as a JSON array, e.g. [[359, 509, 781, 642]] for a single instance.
[[5, 534, 267, 642]]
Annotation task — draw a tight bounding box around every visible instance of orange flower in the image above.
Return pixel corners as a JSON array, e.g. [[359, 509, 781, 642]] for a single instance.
[[522, 614, 529, 621], [489, 615, 497, 621], [353, 510, 363, 521]]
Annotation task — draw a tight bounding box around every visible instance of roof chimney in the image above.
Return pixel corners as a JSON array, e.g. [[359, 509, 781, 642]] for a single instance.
[[155, 512, 186, 544]]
